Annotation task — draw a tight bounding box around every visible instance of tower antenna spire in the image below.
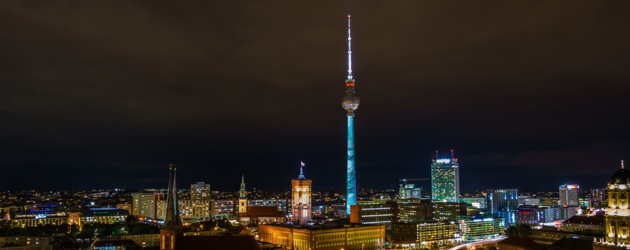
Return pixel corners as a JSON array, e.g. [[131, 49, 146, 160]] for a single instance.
[[347, 15, 352, 80], [299, 161, 305, 179]]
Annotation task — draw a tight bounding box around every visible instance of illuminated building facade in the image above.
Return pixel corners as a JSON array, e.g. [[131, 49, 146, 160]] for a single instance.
[[559, 184, 581, 207], [212, 199, 236, 218], [542, 205, 578, 223], [590, 188, 607, 203], [518, 196, 541, 207], [457, 215, 504, 241], [486, 189, 518, 227], [391, 222, 419, 247], [79, 208, 128, 230], [350, 201, 395, 226], [248, 199, 289, 213], [11, 210, 68, 228], [122, 234, 160, 249], [132, 192, 165, 220], [291, 163, 312, 224], [396, 199, 433, 223], [341, 15, 360, 216], [116, 203, 132, 212], [461, 197, 487, 209], [258, 224, 385, 250], [486, 189, 518, 214], [399, 179, 423, 199], [391, 221, 460, 248], [597, 161, 630, 248], [239, 206, 286, 225], [417, 221, 459, 246], [0, 236, 52, 248], [190, 182, 211, 200], [562, 214, 604, 234], [179, 199, 212, 220], [431, 157, 460, 202], [432, 202, 466, 221], [515, 207, 545, 226], [172, 181, 213, 220]]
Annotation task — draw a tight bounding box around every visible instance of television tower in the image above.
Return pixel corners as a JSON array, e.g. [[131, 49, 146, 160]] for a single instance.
[[341, 15, 360, 216]]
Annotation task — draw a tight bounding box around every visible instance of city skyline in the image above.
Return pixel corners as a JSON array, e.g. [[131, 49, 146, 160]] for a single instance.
[[2, 2, 630, 191]]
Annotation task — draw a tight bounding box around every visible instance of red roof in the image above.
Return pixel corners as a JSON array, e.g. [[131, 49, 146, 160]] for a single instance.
[[241, 206, 285, 218]]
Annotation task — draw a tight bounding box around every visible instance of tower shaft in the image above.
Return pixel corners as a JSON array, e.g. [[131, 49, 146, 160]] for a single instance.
[[346, 115, 356, 215]]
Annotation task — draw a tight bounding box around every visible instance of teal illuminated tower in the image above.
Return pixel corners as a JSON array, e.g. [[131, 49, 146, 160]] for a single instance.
[[341, 15, 360, 215]]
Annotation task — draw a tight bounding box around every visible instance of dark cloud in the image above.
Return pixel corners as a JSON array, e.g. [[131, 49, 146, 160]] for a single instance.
[[1, 1, 629, 191]]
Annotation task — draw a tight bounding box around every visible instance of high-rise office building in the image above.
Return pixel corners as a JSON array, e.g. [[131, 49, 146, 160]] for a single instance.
[[132, 192, 165, 220], [172, 181, 213, 220], [190, 182, 211, 200], [485, 189, 519, 214], [589, 188, 606, 203], [341, 15, 361, 216], [399, 179, 423, 199], [485, 189, 518, 227], [431, 153, 460, 202], [558, 184, 580, 207], [291, 162, 312, 224]]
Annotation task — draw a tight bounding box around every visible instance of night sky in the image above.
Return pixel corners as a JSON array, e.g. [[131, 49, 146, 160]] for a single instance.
[[2, 1, 630, 192]]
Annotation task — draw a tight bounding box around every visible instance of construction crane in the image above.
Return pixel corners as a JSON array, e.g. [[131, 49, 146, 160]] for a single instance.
[[399, 178, 429, 186]]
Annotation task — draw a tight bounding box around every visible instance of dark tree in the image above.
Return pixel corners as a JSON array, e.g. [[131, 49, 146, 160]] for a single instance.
[[505, 224, 532, 238]]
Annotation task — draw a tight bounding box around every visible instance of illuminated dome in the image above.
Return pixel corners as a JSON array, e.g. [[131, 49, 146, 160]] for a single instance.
[[341, 94, 360, 111], [612, 168, 630, 184]]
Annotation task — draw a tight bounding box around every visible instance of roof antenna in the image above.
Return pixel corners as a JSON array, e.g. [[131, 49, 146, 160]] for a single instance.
[[347, 15, 353, 80], [451, 149, 454, 159], [299, 161, 306, 179], [622, 160, 625, 169], [435, 150, 438, 159]]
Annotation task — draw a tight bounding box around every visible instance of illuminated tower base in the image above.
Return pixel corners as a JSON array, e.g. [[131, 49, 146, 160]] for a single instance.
[[346, 114, 356, 215]]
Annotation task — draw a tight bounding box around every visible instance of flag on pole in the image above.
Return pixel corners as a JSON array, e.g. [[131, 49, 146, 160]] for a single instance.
[[301, 161, 305, 167]]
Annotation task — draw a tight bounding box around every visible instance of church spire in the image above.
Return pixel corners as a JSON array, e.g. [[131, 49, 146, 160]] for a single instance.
[[239, 175, 247, 199], [162, 163, 183, 231]]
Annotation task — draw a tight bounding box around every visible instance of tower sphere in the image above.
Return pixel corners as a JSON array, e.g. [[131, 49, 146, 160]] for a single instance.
[[342, 94, 360, 111]]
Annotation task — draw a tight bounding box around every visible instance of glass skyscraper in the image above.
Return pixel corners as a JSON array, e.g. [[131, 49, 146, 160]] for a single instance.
[[431, 158, 460, 202], [486, 189, 519, 227], [558, 184, 580, 207]]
